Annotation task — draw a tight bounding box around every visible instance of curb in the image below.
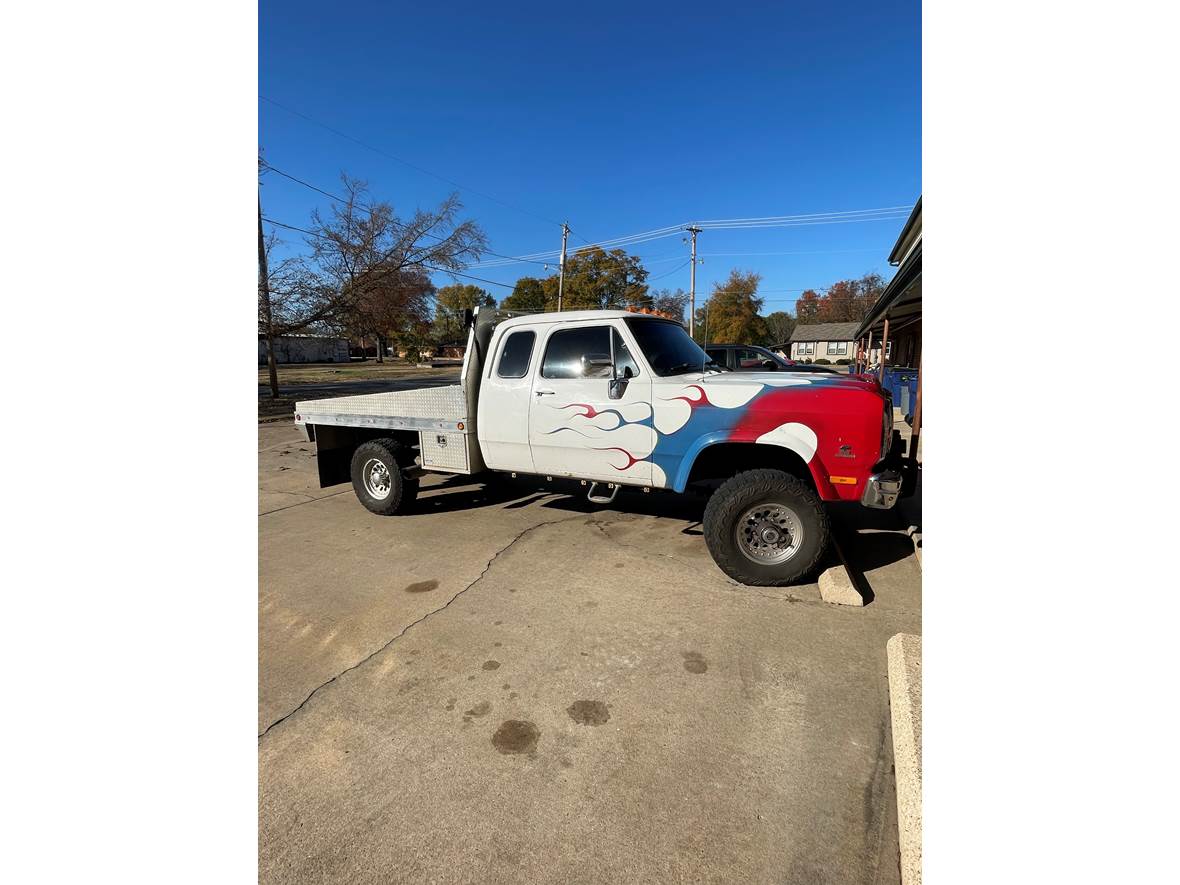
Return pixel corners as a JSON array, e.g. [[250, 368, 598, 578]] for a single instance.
[[887, 633, 922, 885]]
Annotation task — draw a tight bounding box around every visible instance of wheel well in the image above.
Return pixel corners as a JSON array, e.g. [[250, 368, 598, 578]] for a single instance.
[[311, 425, 419, 488], [685, 443, 815, 492]]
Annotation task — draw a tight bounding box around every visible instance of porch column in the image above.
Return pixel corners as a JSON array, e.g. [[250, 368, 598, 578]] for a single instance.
[[909, 351, 923, 463]]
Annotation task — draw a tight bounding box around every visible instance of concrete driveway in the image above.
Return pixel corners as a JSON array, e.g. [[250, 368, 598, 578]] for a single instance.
[[258, 422, 921, 884]]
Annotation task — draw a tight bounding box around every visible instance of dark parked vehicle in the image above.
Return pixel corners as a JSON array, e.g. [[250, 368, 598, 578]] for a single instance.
[[704, 343, 839, 374]]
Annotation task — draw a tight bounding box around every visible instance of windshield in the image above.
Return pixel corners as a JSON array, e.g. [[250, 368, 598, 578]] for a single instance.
[[624, 318, 720, 377]]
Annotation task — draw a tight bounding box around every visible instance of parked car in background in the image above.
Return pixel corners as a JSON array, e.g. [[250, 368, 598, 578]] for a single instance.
[[705, 343, 839, 374]]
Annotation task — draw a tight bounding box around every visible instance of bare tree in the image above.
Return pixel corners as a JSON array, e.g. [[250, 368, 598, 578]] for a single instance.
[[309, 176, 487, 361], [258, 223, 338, 394], [258, 196, 280, 398]]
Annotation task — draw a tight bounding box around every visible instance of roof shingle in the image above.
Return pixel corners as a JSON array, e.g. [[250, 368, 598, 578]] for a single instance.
[[788, 322, 861, 343]]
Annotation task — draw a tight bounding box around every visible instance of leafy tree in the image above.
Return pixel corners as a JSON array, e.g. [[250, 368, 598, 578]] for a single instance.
[[693, 270, 769, 344], [501, 276, 548, 311], [795, 289, 822, 325], [501, 247, 650, 313], [763, 310, 796, 345], [813, 273, 886, 323], [434, 283, 493, 343], [560, 246, 650, 310], [341, 267, 435, 360]]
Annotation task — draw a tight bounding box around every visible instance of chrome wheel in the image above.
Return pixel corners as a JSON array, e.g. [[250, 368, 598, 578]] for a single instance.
[[735, 503, 803, 565], [362, 458, 392, 500]]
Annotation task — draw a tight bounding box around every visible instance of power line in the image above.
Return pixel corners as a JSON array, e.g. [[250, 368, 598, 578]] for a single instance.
[[466, 206, 913, 268], [694, 206, 912, 226], [261, 94, 564, 229], [265, 214, 884, 306], [260, 160, 552, 267], [696, 215, 909, 231], [700, 248, 884, 257], [648, 260, 691, 281]]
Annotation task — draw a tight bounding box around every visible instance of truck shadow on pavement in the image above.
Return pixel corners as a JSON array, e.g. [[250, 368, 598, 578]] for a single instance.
[[410, 474, 541, 514], [408, 475, 916, 590]]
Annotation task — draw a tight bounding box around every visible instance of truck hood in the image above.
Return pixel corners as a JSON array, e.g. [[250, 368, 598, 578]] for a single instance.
[[674, 369, 880, 392]]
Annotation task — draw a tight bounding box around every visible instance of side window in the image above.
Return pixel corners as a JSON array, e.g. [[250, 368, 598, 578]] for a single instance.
[[496, 330, 535, 378], [706, 348, 727, 367], [541, 326, 612, 379], [735, 348, 762, 368], [613, 328, 640, 377]]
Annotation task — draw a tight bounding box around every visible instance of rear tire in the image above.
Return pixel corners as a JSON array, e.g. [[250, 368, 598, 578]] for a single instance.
[[703, 468, 829, 585], [350, 438, 419, 515]]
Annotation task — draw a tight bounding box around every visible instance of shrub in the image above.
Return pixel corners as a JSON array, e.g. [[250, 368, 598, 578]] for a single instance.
[[815, 358, 832, 365], [404, 346, 421, 364], [836, 358, 851, 365]]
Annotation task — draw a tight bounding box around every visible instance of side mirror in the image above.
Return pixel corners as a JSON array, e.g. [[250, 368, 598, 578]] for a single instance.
[[608, 366, 634, 400], [462, 308, 474, 329], [581, 353, 613, 378]]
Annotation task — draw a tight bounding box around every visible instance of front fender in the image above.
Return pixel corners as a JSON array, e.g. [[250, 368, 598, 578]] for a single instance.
[[670, 431, 734, 492]]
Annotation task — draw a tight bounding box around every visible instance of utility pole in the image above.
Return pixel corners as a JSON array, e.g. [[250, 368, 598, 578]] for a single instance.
[[686, 226, 701, 339], [556, 222, 570, 312], [258, 193, 280, 399]]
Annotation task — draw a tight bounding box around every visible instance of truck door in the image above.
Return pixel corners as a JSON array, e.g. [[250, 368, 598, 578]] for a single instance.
[[476, 326, 539, 472], [529, 322, 653, 484]]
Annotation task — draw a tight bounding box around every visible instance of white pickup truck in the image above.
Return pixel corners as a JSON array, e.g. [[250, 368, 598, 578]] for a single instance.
[[295, 308, 905, 585]]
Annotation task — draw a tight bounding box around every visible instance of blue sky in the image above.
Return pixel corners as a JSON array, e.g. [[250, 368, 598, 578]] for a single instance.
[[259, 0, 920, 314]]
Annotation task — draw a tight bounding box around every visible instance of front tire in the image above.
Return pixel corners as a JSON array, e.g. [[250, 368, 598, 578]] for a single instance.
[[703, 469, 829, 585], [350, 438, 419, 515]]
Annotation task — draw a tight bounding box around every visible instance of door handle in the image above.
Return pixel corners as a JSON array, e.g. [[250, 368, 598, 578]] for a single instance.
[[535, 389, 555, 396]]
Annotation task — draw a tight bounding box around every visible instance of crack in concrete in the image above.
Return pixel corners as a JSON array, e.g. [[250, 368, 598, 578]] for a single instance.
[[258, 488, 353, 517], [258, 514, 584, 739]]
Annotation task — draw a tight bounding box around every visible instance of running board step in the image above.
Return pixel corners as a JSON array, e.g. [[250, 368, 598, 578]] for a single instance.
[[586, 481, 620, 505]]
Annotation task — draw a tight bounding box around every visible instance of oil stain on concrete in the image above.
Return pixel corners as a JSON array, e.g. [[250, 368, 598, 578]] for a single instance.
[[404, 579, 439, 594], [492, 720, 540, 755], [566, 700, 611, 726], [682, 651, 709, 674], [463, 700, 492, 723], [482, 660, 501, 671]]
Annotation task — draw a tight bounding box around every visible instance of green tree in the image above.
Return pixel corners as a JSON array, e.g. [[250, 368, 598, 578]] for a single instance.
[[560, 246, 650, 310], [763, 310, 795, 345], [501, 248, 650, 313], [434, 283, 493, 342], [693, 270, 769, 344], [501, 276, 549, 311]]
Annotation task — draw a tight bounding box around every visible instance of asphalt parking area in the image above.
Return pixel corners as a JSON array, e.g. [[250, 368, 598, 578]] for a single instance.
[[258, 422, 921, 884]]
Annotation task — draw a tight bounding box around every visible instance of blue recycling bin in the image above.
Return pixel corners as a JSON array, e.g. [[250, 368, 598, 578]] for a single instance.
[[881, 367, 920, 417]]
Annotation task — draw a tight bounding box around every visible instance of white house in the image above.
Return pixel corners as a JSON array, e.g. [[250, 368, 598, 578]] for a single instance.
[[786, 322, 862, 362], [258, 335, 350, 365]]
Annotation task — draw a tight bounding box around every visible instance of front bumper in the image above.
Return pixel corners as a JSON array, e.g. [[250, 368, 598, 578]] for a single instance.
[[860, 431, 917, 510], [861, 468, 904, 509]]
